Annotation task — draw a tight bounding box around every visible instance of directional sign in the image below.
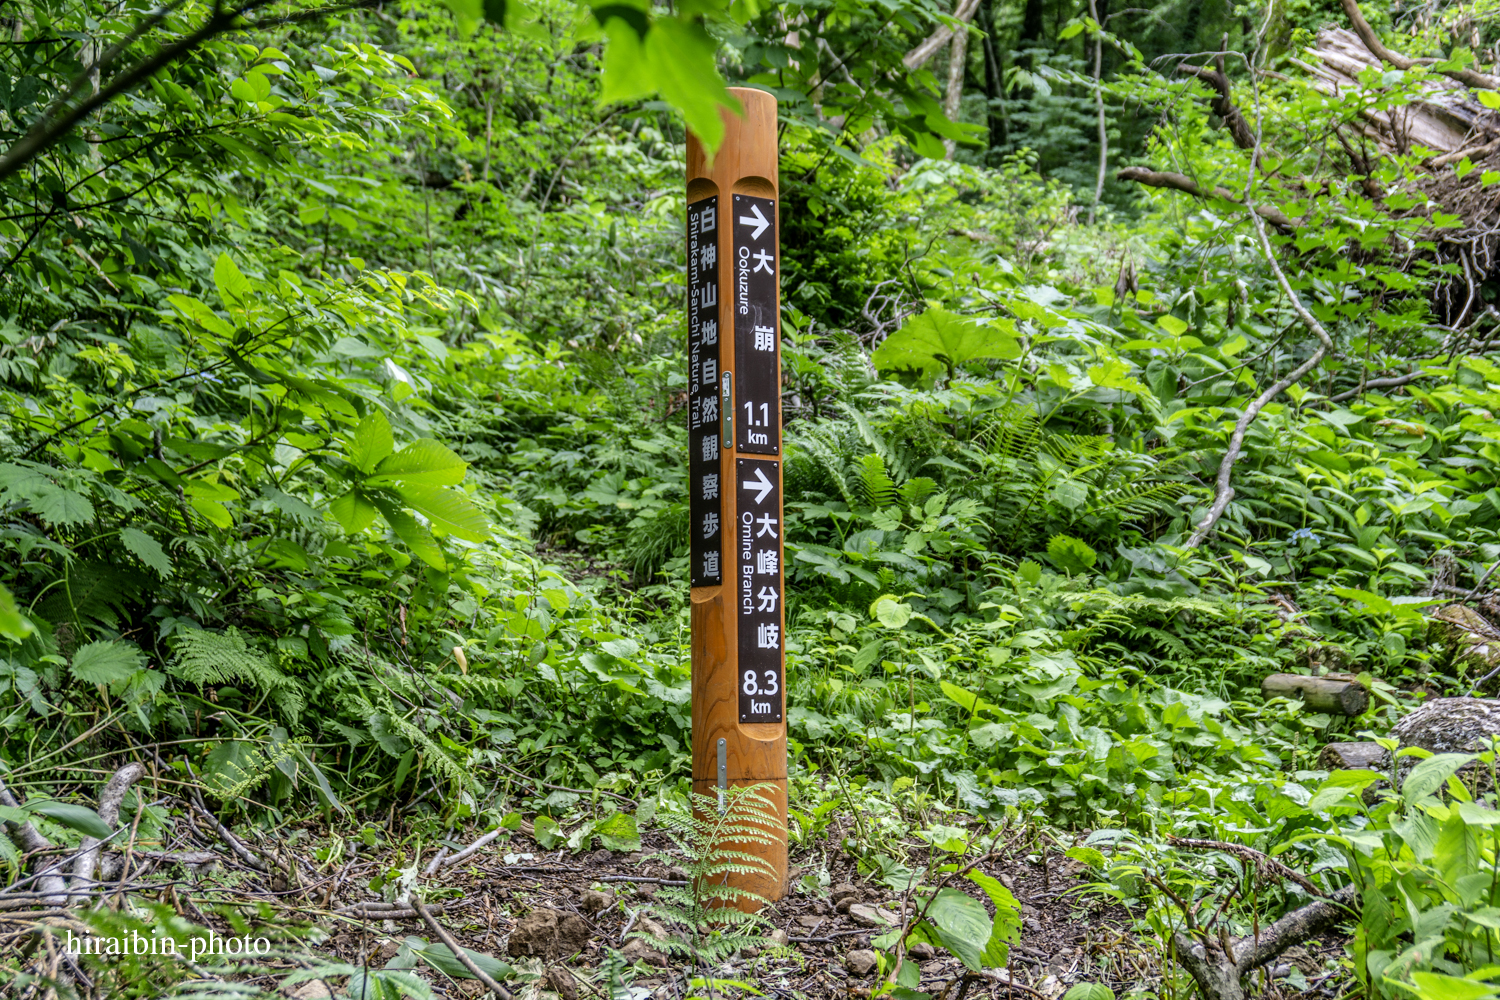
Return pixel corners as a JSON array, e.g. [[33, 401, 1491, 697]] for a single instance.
[[688, 197, 722, 588], [736, 457, 783, 724], [732, 194, 779, 456]]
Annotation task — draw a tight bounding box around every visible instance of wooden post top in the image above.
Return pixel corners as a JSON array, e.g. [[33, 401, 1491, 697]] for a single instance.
[[686, 88, 778, 196]]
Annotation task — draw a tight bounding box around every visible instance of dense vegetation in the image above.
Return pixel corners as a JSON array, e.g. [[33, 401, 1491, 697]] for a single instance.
[[5, 0, 1500, 995]]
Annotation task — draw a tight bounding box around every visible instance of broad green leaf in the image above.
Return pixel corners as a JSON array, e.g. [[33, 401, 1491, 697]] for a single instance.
[[71, 641, 145, 685], [967, 869, 1021, 966], [1046, 534, 1096, 574], [393, 484, 490, 542], [371, 439, 468, 487], [189, 496, 233, 529], [872, 308, 1019, 376], [350, 411, 395, 475], [871, 595, 912, 628], [598, 14, 739, 153], [594, 811, 640, 851], [28, 484, 94, 527], [920, 887, 992, 971], [29, 802, 111, 839], [1405, 753, 1478, 803], [120, 528, 172, 576], [0, 583, 32, 641], [407, 938, 515, 982], [213, 253, 250, 307], [373, 500, 446, 569], [1408, 972, 1500, 1000], [533, 814, 563, 849], [329, 491, 379, 534], [1063, 985, 1115, 1000]]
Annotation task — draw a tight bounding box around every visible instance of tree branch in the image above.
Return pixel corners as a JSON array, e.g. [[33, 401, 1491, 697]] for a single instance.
[[1185, 208, 1334, 548], [903, 0, 981, 72], [1337, 0, 1500, 91], [1180, 47, 1256, 151], [1173, 883, 1359, 1000], [0, 0, 385, 186], [1116, 166, 1296, 230]]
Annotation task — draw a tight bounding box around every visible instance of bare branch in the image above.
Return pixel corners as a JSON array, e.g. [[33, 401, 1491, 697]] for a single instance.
[[1185, 208, 1335, 548], [1337, 0, 1500, 91], [903, 0, 981, 72], [1116, 166, 1296, 230]]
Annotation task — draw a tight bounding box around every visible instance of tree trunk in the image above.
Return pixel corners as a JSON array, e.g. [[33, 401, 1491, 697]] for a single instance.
[[977, 0, 1007, 149], [942, 29, 969, 159]]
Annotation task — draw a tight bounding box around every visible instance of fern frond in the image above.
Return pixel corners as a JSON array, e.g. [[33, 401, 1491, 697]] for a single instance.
[[853, 454, 898, 510], [170, 627, 304, 723], [383, 711, 471, 789]]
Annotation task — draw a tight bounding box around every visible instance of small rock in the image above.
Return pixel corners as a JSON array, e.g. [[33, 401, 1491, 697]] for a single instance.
[[835, 897, 855, 914], [831, 882, 860, 904], [637, 916, 671, 941], [578, 888, 615, 915], [543, 967, 579, 1000], [767, 929, 790, 947], [740, 946, 760, 958], [795, 915, 824, 928], [621, 937, 669, 967], [371, 939, 400, 965], [811, 899, 831, 915], [290, 983, 332, 1000], [590, 848, 612, 865], [848, 903, 896, 928], [507, 908, 593, 960], [845, 949, 879, 976], [908, 942, 936, 961]]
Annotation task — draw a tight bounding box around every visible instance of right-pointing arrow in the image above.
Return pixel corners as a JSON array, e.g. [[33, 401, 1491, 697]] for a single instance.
[[738, 203, 770, 241], [743, 466, 774, 505]]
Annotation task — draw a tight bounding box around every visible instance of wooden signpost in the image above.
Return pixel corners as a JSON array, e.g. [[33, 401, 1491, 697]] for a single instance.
[[687, 88, 787, 906]]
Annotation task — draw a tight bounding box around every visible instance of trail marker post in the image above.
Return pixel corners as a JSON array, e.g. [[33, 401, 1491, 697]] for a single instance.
[[686, 88, 787, 907]]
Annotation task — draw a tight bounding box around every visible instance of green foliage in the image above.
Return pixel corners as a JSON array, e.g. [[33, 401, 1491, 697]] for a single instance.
[[634, 785, 781, 965]]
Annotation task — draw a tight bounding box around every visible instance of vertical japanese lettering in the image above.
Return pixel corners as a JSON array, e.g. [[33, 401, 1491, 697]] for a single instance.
[[688, 197, 722, 587]]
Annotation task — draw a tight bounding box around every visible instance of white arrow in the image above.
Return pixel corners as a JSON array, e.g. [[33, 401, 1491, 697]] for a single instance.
[[739, 203, 770, 241], [743, 466, 774, 505]]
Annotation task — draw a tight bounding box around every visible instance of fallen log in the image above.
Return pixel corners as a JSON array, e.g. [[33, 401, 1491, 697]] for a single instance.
[[1261, 673, 1369, 715], [1175, 884, 1360, 1000], [1317, 741, 1388, 770]]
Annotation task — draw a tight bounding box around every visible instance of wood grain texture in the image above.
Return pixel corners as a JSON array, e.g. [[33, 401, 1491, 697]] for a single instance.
[[688, 88, 787, 906], [1261, 673, 1369, 716]]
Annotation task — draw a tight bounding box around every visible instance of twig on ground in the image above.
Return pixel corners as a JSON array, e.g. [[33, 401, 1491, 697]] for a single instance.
[[597, 876, 687, 885], [491, 761, 634, 806], [412, 897, 513, 1000], [1166, 837, 1325, 897], [437, 828, 504, 869]]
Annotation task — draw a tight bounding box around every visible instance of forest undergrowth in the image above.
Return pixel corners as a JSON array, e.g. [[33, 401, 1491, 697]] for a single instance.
[[5, 0, 1500, 997]]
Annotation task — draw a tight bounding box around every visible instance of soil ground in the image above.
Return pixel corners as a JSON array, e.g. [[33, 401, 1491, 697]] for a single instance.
[[199, 825, 1348, 1000]]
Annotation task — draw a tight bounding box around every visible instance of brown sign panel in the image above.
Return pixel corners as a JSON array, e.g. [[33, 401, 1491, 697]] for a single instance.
[[732, 194, 779, 456], [736, 457, 783, 723], [688, 197, 722, 588]]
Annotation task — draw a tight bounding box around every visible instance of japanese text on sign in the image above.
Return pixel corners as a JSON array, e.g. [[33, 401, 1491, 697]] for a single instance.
[[688, 198, 722, 587], [737, 458, 783, 723], [732, 195, 779, 456]]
